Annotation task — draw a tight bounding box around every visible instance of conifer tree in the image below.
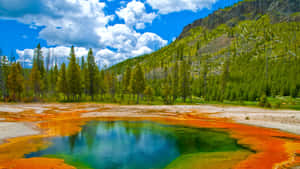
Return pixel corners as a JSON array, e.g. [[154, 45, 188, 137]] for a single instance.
[[81, 56, 85, 70], [122, 66, 131, 99], [200, 57, 208, 99], [7, 62, 24, 101], [46, 49, 51, 72], [82, 60, 89, 95], [130, 64, 146, 104], [87, 48, 98, 100], [144, 86, 154, 104], [162, 74, 172, 104], [179, 60, 190, 102], [99, 69, 106, 100], [172, 61, 179, 102], [0, 56, 9, 100], [33, 43, 46, 95], [67, 46, 82, 101], [57, 63, 68, 100], [220, 53, 230, 101], [0, 50, 2, 98], [49, 64, 59, 97], [30, 62, 42, 99], [106, 71, 116, 102]]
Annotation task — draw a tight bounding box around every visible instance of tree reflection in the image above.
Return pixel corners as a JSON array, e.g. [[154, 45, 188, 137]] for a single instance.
[[82, 121, 99, 151], [68, 132, 79, 153]]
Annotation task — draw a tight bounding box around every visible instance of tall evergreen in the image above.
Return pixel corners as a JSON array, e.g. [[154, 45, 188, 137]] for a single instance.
[[7, 62, 24, 101], [33, 43, 46, 95], [0, 56, 9, 100], [57, 63, 68, 100], [67, 46, 82, 100], [172, 61, 179, 102], [99, 69, 106, 100], [49, 64, 59, 96], [87, 48, 98, 100], [144, 85, 154, 104], [179, 60, 190, 102], [130, 64, 146, 104], [122, 66, 131, 99], [30, 62, 42, 99]]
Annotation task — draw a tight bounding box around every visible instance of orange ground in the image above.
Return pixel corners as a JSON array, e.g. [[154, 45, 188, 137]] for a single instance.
[[0, 104, 299, 169]]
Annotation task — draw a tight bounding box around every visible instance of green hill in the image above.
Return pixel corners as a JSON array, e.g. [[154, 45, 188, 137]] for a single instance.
[[109, 0, 300, 104]]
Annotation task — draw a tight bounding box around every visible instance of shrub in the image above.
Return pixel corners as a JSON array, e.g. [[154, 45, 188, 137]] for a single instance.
[[258, 95, 271, 108]]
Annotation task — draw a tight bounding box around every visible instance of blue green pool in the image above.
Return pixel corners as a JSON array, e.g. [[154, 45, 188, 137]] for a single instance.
[[26, 121, 248, 169]]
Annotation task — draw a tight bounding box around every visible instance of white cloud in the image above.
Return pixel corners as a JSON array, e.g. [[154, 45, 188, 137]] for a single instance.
[[2, 0, 168, 67], [16, 31, 167, 68], [16, 46, 89, 67], [146, 0, 218, 14], [16, 48, 35, 67], [1, 0, 113, 47], [116, 0, 157, 29], [131, 46, 152, 56], [137, 32, 167, 50], [97, 25, 167, 52], [96, 24, 167, 66]]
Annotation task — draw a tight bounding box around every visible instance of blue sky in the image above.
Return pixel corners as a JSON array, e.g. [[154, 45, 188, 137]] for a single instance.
[[0, 0, 241, 67]]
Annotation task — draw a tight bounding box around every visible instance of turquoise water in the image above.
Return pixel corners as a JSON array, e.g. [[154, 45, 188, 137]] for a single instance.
[[26, 121, 245, 169]]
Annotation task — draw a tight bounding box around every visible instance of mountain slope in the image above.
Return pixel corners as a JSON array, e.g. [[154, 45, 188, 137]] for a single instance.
[[109, 0, 300, 102], [179, 0, 300, 39]]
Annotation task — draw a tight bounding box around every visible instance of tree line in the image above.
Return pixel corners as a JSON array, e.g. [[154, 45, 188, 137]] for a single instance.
[[0, 43, 194, 104], [0, 44, 150, 103]]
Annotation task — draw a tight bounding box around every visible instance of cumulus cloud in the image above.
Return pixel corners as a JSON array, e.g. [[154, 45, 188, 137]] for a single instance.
[[1, 0, 168, 67], [96, 24, 167, 65], [16, 31, 167, 68], [116, 0, 157, 29], [97, 24, 166, 52], [16, 46, 89, 67], [12, 0, 112, 48], [146, 0, 218, 14]]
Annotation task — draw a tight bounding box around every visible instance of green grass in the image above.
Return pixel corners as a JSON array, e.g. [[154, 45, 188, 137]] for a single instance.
[[13, 93, 300, 111]]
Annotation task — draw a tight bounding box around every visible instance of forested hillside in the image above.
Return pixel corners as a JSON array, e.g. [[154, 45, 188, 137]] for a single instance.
[[0, 0, 299, 107], [109, 0, 300, 105]]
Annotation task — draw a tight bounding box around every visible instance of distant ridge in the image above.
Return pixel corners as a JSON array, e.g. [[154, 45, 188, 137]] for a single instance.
[[178, 0, 300, 39]]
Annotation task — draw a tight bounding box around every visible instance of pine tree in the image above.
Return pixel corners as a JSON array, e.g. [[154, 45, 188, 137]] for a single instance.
[[144, 86, 154, 104], [7, 62, 24, 101], [130, 64, 146, 104], [179, 60, 190, 102], [81, 56, 85, 70], [99, 69, 106, 100], [67, 46, 82, 101], [220, 52, 230, 101], [172, 62, 179, 102], [106, 72, 116, 102], [33, 43, 46, 95], [0, 50, 2, 99], [30, 62, 42, 99], [162, 74, 172, 104], [122, 66, 131, 99], [57, 63, 68, 100], [87, 48, 98, 100], [0, 56, 9, 100], [49, 64, 59, 97], [46, 49, 51, 72], [200, 57, 208, 99]]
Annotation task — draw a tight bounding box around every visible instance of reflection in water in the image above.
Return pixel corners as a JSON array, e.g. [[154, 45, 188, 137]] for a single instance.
[[26, 121, 245, 169]]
